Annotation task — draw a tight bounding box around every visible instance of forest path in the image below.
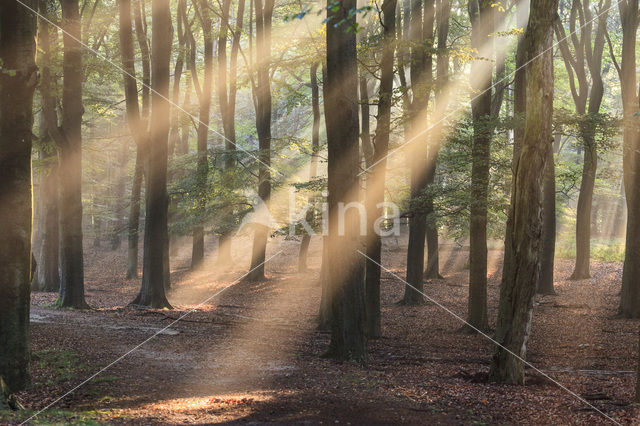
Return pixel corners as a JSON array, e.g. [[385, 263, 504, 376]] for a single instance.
[[7, 235, 640, 424]]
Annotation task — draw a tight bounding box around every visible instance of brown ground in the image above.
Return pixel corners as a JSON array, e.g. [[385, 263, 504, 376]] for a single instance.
[[3, 234, 640, 425]]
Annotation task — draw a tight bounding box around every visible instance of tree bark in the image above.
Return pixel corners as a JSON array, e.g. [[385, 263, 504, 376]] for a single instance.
[[364, 0, 396, 338], [0, 0, 38, 392], [57, 0, 88, 309], [324, 0, 367, 360], [489, 0, 557, 383], [132, 0, 173, 308]]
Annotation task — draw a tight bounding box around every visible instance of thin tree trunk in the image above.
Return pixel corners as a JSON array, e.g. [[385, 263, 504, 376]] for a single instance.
[[489, 0, 557, 383], [364, 0, 396, 338], [0, 0, 38, 392], [402, 0, 435, 305], [423, 0, 451, 280], [127, 148, 143, 278], [299, 63, 321, 272], [191, 0, 215, 269], [324, 0, 367, 360], [57, 0, 88, 309], [465, 0, 493, 331], [245, 0, 274, 282], [37, 0, 61, 292]]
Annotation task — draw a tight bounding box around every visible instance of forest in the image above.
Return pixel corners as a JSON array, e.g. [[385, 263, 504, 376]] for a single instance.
[[1, 0, 640, 423]]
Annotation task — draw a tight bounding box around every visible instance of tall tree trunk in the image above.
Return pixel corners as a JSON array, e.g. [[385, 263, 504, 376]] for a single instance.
[[489, 0, 557, 383], [0, 0, 38, 392], [245, 0, 274, 281], [131, 0, 173, 308], [616, 0, 640, 319], [57, 0, 88, 309], [119, 0, 146, 280], [111, 139, 129, 250], [423, 0, 451, 280], [402, 0, 435, 305], [37, 0, 61, 293], [191, 0, 215, 269], [299, 63, 321, 273], [364, 0, 397, 338], [324, 0, 367, 360], [538, 135, 557, 294], [216, 0, 244, 267], [465, 0, 493, 331]]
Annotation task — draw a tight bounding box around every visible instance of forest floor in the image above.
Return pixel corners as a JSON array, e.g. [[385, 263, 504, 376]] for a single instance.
[[2, 233, 640, 425]]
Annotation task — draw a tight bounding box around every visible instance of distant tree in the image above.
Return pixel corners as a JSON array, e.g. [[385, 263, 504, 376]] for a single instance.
[[0, 0, 38, 392], [489, 0, 557, 383], [57, 0, 89, 308], [324, 0, 367, 360], [555, 0, 611, 280]]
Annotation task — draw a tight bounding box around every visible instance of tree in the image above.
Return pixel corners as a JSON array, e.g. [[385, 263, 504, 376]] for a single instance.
[[489, 0, 557, 383], [610, 0, 640, 318], [555, 0, 611, 280], [465, 0, 493, 332], [0, 0, 38, 392], [324, 0, 367, 360], [57, 0, 89, 309], [423, 0, 451, 280], [401, 0, 436, 305], [190, 0, 215, 269], [363, 0, 397, 338], [131, 0, 173, 308], [245, 0, 275, 281], [35, 0, 61, 293], [216, 0, 245, 267], [298, 62, 321, 273]]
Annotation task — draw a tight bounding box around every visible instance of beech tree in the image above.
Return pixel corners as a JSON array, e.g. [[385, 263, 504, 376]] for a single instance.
[[131, 0, 173, 308], [324, 0, 367, 360], [0, 0, 38, 393], [555, 0, 610, 280], [57, 0, 88, 308], [489, 0, 557, 383], [245, 0, 275, 281]]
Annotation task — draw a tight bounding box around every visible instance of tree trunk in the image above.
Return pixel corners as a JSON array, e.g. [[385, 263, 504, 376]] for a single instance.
[[489, 0, 557, 383], [538, 143, 556, 294], [0, 0, 38, 392], [132, 0, 173, 308], [324, 0, 367, 360], [37, 1, 61, 293], [127, 148, 143, 279], [57, 0, 88, 309], [617, 0, 640, 318], [111, 139, 129, 250], [423, 0, 451, 280], [191, 0, 215, 270], [364, 0, 396, 338], [299, 63, 321, 272], [402, 0, 435, 305], [245, 0, 275, 282], [465, 0, 493, 332]]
